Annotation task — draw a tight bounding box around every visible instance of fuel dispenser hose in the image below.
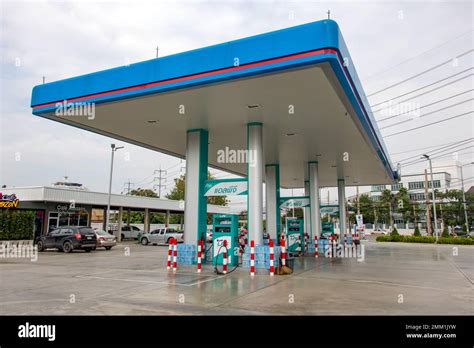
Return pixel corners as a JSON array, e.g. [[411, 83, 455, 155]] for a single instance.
[[212, 244, 240, 275]]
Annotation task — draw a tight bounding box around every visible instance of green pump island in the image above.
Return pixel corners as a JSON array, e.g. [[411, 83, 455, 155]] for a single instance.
[[285, 217, 304, 254], [212, 214, 239, 266]]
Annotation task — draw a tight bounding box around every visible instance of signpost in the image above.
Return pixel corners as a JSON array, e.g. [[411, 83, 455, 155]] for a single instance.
[[204, 178, 247, 197]]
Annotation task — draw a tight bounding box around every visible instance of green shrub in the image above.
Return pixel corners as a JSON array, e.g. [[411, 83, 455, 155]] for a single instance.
[[405, 236, 436, 243], [0, 210, 35, 240], [413, 226, 421, 236], [375, 235, 391, 242], [391, 226, 399, 236], [376, 234, 473, 245], [438, 237, 474, 245]]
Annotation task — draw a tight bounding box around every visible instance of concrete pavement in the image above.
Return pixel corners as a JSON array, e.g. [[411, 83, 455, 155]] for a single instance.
[[0, 239, 472, 315]]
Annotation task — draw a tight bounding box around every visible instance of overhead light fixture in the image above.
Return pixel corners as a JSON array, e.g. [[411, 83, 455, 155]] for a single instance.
[[147, 120, 159, 124], [247, 104, 261, 109], [331, 165, 337, 168], [286, 133, 296, 137]]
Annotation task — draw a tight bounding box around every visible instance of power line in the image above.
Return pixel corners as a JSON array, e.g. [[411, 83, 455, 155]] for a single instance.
[[384, 111, 473, 138], [402, 144, 474, 166], [376, 89, 474, 123], [371, 69, 473, 109], [400, 145, 474, 168], [134, 173, 155, 185], [396, 138, 474, 163], [390, 138, 473, 156], [362, 30, 474, 82], [402, 148, 474, 168], [122, 180, 135, 195], [366, 49, 474, 97], [380, 98, 474, 130]]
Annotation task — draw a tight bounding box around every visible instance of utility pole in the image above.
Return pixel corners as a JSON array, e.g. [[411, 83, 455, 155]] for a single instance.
[[327, 190, 330, 222], [123, 180, 134, 195], [439, 200, 444, 231], [460, 163, 473, 232], [423, 154, 439, 241], [413, 204, 417, 225], [374, 207, 377, 229], [154, 167, 167, 198], [424, 169, 432, 235], [389, 203, 393, 230], [356, 186, 360, 215]]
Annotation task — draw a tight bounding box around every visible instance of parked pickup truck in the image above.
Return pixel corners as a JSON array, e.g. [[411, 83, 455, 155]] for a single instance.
[[140, 228, 184, 245]]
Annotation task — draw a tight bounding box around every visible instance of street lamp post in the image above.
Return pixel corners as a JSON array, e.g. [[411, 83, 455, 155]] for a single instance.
[[422, 154, 439, 241], [106, 144, 124, 238]]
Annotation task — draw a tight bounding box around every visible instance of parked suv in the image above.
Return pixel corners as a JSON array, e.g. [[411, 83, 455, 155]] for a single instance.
[[36, 226, 97, 253]]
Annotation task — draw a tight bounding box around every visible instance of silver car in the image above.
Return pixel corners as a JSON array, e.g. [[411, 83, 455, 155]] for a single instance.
[[93, 229, 117, 250]]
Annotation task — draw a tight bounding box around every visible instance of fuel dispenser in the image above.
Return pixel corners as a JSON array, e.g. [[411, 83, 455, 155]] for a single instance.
[[285, 217, 304, 254], [321, 221, 335, 239], [212, 214, 239, 267]]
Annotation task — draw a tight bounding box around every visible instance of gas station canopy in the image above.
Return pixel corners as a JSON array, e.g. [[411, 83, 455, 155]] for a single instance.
[[31, 19, 397, 188]]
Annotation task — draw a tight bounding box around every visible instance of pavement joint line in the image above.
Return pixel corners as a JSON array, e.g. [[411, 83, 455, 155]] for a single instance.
[[446, 259, 474, 285], [74, 273, 226, 287], [211, 258, 330, 310], [343, 278, 472, 293]]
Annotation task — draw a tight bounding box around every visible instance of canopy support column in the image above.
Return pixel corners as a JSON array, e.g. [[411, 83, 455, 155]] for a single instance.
[[247, 123, 264, 246], [184, 129, 208, 245], [265, 164, 280, 243]]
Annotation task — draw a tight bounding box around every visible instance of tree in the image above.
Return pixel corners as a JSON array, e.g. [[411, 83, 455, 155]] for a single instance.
[[379, 189, 395, 227], [395, 187, 412, 223], [355, 194, 375, 224], [413, 225, 421, 236], [391, 226, 399, 236], [166, 172, 229, 207], [129, 188, 158, 198]]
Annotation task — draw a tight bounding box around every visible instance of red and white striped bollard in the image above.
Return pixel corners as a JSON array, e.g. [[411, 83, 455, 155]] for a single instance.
[[314, 236, 318, 258], [269, 239, 274, 276], [223, 240, 228, 274], [197, 240, 202, 273], [250, 240, 255, 276], [281, 238, 286, 266], [166, 238, 173, 270], [172, 238, 178, 273]]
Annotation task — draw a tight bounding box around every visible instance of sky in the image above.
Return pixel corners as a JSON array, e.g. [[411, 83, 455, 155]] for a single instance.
[[1, 0, 473, 212]]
